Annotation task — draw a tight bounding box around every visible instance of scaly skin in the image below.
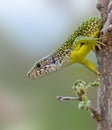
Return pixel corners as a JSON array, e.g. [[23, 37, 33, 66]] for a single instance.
[[27, 16, 103, 78]]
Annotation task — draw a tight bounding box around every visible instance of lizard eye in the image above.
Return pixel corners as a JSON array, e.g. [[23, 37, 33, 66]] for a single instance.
[[37, 63, 41, 68], [80, 43, 84, 47]]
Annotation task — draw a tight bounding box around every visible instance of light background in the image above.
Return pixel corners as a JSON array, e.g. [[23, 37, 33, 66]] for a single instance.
[[0, 0, 99, 130]]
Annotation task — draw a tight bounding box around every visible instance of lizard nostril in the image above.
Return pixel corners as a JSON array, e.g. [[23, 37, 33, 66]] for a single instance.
[[27, 72, 31, 78]]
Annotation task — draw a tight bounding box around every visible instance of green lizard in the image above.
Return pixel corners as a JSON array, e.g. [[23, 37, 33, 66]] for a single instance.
[[27, 16, 103, 78]]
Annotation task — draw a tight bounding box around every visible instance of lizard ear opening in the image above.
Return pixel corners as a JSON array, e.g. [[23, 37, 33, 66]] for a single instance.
[[50, 57, 56, 64]]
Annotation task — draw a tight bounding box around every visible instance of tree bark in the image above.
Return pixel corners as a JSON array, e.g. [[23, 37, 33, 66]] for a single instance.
[[96, 0, 112, 130]]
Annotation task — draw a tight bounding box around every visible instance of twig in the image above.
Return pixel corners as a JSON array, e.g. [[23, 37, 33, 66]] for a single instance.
[[56, 96, 79, 101], [56, 80, 102, 122]]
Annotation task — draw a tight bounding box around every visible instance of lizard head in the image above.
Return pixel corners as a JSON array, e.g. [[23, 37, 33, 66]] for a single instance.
[[27, 55, 62, 78]]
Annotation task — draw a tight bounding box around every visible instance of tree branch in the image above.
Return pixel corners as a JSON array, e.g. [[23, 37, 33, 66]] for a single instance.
[[96, 0, 112, 130]]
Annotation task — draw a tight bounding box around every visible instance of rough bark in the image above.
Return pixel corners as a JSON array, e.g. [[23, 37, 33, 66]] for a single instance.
[[96, 0, 112, 130]]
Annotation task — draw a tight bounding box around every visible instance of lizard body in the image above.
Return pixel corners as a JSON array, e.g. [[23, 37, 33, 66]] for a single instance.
[[27, 16, 103, 78]]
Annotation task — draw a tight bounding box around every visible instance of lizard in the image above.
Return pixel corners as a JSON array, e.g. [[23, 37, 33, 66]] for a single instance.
[[27, 16, 103, 78]]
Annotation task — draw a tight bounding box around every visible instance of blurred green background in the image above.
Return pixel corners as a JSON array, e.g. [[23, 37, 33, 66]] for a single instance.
[[0, 0, 99, 130]]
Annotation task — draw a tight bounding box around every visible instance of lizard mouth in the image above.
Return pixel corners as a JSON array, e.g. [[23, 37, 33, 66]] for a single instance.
[[27, 69, 37, 78], [27, 64, 62, 78]]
